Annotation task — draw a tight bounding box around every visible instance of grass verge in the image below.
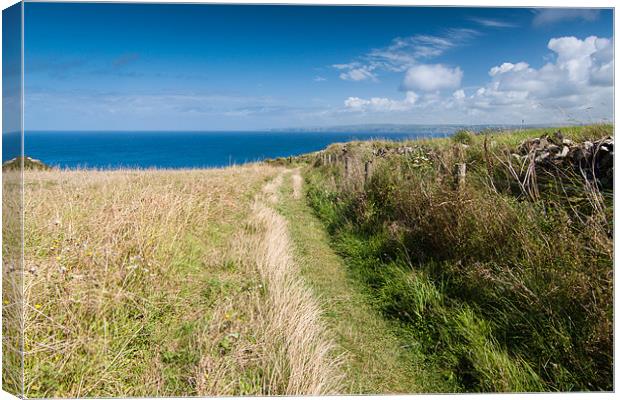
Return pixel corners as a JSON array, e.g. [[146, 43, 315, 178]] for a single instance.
[[278, 169, 456, 394], [303, 124, 613, 392]]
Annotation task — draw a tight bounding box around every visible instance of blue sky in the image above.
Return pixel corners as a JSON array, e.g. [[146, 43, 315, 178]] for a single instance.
[[22, 4, 613, 130], [2, 2, 21, 138]]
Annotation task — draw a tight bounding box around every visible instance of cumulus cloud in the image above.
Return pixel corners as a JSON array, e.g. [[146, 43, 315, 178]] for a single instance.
[[478, 36, 612, 102], [453, 89, 466, 100], [489, 62, 529, 76], [402, 64, 463, 92], [461, 35, 613, 122], [532, 9, 600, 27], [339, 35, 613, 124], [344, 91, 418, 112]]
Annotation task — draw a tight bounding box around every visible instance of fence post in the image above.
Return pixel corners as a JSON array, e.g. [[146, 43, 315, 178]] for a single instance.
[[454, 162, 466, 189], [364, 161, 372, 184], [345, 157, 350, 177]]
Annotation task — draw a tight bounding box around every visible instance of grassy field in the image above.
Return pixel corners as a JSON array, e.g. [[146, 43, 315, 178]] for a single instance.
[[22, 166, 269, 396], [20, 165, 343, 397], [7, 124, 613, 396], [2, 170, 23, 395]]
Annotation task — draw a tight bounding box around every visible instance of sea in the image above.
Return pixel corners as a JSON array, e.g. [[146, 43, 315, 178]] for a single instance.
[[3, 130, 457, 169]]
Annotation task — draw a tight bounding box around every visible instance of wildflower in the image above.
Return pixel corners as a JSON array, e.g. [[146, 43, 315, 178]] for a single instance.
[[34, 304, 42, 310], [3, 300, 9, 305]]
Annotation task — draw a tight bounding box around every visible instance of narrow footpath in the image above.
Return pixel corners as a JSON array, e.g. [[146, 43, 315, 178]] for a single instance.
[[275, 168, 448, 394]]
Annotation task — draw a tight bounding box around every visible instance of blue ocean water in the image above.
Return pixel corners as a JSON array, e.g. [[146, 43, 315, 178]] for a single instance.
[[16, 130, 450, 169]]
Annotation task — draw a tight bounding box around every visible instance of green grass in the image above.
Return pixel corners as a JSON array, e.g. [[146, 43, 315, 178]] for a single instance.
[[302, 124, 613, 392], [277, 171, 455, 394]]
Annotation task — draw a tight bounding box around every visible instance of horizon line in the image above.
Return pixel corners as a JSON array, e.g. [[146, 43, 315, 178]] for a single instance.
[[13, 122, 596, 133]]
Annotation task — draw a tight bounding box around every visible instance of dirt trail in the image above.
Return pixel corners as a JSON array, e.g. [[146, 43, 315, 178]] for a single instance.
[[278, 168, 446, 394], [246, 170, 343, 394], [197, 167, 432, 395], [291, 169, 303, 199]]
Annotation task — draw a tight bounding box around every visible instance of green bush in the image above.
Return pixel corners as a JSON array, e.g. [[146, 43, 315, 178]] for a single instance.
[[451, 129, 475, 145]]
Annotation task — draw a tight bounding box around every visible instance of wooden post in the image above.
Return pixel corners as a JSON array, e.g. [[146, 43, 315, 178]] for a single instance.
[[345, 157, 350, 177], [364, 161, 372, 183], [454, 163, 466, 189]]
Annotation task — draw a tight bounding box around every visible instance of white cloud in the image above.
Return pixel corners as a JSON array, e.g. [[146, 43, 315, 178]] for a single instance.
[[344, 91, 418, 112], [333, 28, 478, 81], [313, 76, 327, 82], [489, 62, 529, 76], [337, 35, 613, 124], [481, 36, 612, 99], [532, 9, 600, 27], [463, 35, 613, 121], [338, 65, 377, 82], [469, 17, 517, 28], [343, 97, 367, 110], [453, 89, 466, 100], [402, 64, 463, 92], [333, 63, 358, 70]]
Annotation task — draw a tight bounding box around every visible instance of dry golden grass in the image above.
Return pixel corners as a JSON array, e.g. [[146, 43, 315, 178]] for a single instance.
[[249, 172, 343, 394], [21, 165, 342, 397], [291, 169, 303, 200], [2, 170, 24, 396], [22, 165, 277, 397], [195, 170, 343, 395]]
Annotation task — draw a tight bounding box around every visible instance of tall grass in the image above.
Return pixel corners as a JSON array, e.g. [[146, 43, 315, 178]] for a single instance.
[[252, 174, 342, 394], [22, 165, 342, 397], [22, 166, 278, 397], [2, 170, 24, 396], [305, 124, 613, 391], [196, 170, 343, 395]]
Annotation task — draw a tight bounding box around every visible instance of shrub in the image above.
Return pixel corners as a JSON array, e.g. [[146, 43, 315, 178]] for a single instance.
[[451, 129, 474, 145]]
